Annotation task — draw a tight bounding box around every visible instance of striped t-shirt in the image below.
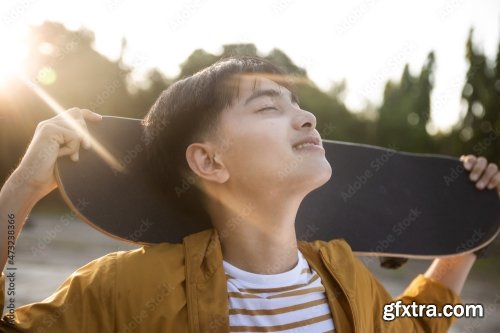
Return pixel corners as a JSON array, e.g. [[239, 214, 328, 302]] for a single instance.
[[223, 250, 335, 332]]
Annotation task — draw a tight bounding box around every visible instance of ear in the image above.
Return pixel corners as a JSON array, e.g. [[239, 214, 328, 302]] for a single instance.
[[185, 142, 230, 183]]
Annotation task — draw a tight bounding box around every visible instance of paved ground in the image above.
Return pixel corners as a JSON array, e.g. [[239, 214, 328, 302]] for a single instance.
[[5, 213, 500, 332]]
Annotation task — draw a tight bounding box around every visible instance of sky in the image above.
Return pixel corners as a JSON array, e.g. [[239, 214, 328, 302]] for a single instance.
[[0, 0, 498, 133]]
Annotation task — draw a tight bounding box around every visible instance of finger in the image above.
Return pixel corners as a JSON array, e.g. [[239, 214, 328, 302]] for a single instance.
[[63, 107, 87, 120], [487, 172, 500, 190], [460, 155, 476, 171], [470, 156, 487, 181], [79, 109, 102, 149], [476, 163, 498, 189], [80, 108, 103, 122], [52, 117, 91, 150], [55, 108, 101, 123], [53, 127, 83, 161], [54, 110, 96, 150], [65, 107, 101, 119], [74, 117, 92, 150], [65, 141, 80, 162], [58, 146, 75, 157]]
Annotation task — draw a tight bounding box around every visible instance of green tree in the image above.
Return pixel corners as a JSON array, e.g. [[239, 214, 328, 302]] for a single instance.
[[177, 44, 369, 142], [375, 52, 436, 152], [452, 30, 499, 163], [178, 49, 219, 78], [26, 22, 137, 118]]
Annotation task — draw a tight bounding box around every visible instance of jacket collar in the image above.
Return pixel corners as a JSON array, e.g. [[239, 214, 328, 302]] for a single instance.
[[299, 239, 359, 333], [183, 229, 228, 333], [183, 228, 223, 283], [183, 228, 358, 333]]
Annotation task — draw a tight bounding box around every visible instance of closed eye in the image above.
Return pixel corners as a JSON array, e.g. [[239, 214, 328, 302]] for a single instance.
[[257, 106, 278, 112]]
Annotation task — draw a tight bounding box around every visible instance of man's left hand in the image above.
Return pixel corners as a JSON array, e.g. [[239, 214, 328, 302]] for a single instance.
[[460, 155, 500, 197]]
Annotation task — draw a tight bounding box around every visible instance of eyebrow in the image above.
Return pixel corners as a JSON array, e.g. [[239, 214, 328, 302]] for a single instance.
[[244, 89, 281, 105]]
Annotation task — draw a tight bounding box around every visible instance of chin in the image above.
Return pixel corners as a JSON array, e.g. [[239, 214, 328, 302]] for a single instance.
[[297, 160, 332, 193], [314, 161, 333, 188]]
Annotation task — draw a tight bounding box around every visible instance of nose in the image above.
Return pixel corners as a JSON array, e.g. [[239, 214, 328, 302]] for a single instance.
[[293, 108, 317, 130]]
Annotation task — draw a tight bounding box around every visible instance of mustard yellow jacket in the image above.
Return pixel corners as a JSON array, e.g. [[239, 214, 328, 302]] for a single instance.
[[1, 229, 460, 332]]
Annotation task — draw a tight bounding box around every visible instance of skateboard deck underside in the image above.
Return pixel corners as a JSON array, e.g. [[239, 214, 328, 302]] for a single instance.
[[55, 117, 500, 258]]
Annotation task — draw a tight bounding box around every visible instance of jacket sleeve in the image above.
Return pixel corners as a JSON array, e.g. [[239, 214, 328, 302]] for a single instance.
[[368, 269, 461, 332], [0, 253, 117, 333]]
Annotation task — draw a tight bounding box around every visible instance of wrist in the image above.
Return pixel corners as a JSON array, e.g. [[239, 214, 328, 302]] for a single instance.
[[4, 168, 47, 206], [424, 253, 476, 295]]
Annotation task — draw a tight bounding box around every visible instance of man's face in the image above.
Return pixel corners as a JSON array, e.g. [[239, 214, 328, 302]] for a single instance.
[[212, 75, 332, 198]]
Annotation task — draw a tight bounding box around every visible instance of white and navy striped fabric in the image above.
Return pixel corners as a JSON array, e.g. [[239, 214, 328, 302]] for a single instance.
[[223, 250, 335, 333]]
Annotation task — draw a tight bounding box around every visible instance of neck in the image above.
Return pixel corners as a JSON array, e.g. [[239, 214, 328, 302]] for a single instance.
[[209, 192, 302, 274]]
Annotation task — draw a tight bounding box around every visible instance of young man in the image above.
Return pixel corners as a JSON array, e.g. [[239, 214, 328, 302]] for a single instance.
[[0, 57, 499, 332]]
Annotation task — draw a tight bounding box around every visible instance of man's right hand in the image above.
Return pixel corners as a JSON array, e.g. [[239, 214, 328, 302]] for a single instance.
[[14, 108, 102, 201], [0, 108, 102, 271]]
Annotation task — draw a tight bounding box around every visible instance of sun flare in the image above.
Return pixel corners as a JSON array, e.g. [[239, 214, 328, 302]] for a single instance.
[[0, 34, 28, 87]]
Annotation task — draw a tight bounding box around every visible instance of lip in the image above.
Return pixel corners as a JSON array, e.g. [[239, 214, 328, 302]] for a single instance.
[[292, 135, 323, 150]]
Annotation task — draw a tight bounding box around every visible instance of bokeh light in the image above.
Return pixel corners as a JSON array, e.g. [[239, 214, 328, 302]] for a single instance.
[[36, 66, 57, 85]]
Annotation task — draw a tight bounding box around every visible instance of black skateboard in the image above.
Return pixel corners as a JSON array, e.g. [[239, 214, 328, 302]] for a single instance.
[[55, 116, 500, 259]]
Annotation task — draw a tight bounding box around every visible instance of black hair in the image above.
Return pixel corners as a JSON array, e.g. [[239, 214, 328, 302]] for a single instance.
[[143, 56, 294, 225]]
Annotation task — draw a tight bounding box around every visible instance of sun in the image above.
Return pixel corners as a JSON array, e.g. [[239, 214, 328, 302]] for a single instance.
[[0, 34, 28, 87]]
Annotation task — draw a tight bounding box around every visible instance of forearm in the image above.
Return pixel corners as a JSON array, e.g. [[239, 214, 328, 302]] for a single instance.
[[424, 253, 476, 296], [0, 108, 101, 272], [0, 169, 43, 270]]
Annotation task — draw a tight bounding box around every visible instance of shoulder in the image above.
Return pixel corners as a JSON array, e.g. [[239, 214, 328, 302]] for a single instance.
[[82, 242, 184, 271], [96, 243, 187, 318], [115, 242, 185, 268], [77, 242, 185, 290], [71, 243, 185, 284], [114, 242, 186, 281]]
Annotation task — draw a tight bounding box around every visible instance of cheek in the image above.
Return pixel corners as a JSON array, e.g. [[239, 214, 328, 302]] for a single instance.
[[223, 120, 291, 177]]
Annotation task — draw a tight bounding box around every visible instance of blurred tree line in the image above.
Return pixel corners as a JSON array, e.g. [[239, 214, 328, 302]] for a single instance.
[[1, 22, 499, 191]]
